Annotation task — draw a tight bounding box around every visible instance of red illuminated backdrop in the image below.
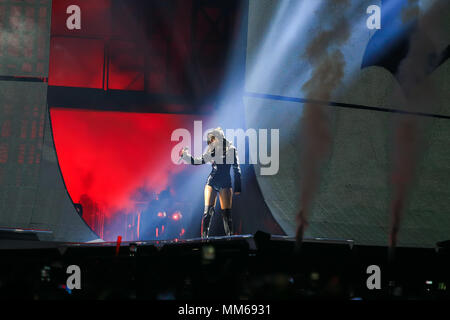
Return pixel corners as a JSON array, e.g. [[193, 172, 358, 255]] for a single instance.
[[51, 109, 208, 239], [49, 0, 239, 96]]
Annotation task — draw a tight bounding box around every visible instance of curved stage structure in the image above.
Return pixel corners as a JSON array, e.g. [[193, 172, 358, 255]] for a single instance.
[[0, 80, 99, 242], [0, 0, 98, 242]]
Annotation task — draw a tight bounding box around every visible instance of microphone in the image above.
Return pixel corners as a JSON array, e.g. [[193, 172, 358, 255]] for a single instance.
[[178, 147, 188, 163]]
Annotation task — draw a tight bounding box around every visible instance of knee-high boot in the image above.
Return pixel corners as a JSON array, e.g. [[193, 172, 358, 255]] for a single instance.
[[201, 205, 214, 238], [221, 208, 233, 236]]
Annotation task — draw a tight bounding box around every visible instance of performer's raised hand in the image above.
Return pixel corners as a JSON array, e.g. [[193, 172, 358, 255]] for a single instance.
[[179, 146, 188, 158]]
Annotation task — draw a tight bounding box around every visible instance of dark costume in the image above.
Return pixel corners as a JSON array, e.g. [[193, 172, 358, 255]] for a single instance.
[[182, 140, 241, 238]]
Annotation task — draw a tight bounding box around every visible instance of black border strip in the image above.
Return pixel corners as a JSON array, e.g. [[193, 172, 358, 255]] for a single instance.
[[0, 75, 48, 82], [244, 92, 450, 120]]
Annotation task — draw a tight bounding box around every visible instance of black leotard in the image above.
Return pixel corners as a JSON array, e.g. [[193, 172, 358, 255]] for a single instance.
[[182, 145, 241, 192]]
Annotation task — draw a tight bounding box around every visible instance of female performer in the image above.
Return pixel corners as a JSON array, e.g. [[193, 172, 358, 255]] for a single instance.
[[179, 127, 241, 238]]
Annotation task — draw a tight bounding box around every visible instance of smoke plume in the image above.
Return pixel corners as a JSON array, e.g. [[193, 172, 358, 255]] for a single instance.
[[389, 0, 449, 247], [296, 0, 351, 242]]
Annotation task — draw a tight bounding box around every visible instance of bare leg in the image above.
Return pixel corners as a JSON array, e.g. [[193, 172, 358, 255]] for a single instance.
[[219, 188, 233, 236], [218, 188, 232, 209], [204, 185, 217, 207], [202, 185, 217, 238]]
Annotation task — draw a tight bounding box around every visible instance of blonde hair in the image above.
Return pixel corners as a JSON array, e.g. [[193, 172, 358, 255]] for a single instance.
[[207, 127, 225, 141], [207, 127, 232, 153]]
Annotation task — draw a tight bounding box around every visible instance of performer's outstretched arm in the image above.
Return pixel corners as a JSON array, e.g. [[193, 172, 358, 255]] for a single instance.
[[180, 147, 213, 165]]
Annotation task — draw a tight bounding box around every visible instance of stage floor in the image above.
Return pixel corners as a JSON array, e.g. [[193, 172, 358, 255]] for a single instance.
[[0, 233, 355, 250]]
